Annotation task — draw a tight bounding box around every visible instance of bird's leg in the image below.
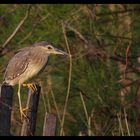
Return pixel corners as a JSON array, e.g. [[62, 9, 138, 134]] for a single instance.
[[17, 83, 28, 120], [22, 83, 37, 91]]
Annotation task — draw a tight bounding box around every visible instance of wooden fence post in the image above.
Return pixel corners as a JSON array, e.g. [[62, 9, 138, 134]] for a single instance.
[[0, 85, 14, 136], [21, 84, 41, 136], [43, 112, 57, 136]]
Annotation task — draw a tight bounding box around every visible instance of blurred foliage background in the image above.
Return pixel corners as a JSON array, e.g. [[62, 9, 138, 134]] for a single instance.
[[1, 4, 140, 136]]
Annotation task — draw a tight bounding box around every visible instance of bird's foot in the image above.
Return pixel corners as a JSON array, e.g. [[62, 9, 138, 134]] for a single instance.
[[22, 83, 37, 91], [20, 107, 29, 121]]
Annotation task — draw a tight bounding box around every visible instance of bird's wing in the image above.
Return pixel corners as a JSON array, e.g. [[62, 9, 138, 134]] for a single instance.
[[4, 48, 31, 81]]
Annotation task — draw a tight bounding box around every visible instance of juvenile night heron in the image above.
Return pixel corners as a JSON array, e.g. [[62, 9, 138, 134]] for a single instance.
[[3, 41, 68, 119]]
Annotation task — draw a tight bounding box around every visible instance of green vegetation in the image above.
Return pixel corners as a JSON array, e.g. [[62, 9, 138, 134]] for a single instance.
[[1, 4, 140, 136]]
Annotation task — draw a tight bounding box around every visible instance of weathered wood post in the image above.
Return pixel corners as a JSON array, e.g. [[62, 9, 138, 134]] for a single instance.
[[21, 84, 41, 136], [0, 85, 14, 136], [43, 112, 57, 136]]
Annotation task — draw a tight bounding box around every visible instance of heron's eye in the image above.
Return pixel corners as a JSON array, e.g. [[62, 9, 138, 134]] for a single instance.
[[47, 46, 52, 50]]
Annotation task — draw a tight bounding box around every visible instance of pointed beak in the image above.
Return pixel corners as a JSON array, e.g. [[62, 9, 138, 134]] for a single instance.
[[54, 48, 68, 56]]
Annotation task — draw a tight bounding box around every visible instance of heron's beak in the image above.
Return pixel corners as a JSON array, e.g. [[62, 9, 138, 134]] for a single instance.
[[54, 48, 68, 56]]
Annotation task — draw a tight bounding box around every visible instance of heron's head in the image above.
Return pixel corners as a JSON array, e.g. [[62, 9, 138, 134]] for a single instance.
[[33, 41, 68, 56]]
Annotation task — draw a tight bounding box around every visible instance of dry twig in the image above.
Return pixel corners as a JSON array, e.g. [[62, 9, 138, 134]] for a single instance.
[[124, 42, 131, 79], [60, 22, 72, 136], [1, 5, 31, 49]]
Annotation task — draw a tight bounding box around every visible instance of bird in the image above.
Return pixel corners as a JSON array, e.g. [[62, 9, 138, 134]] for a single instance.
[[3, 41, 68, 120]]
